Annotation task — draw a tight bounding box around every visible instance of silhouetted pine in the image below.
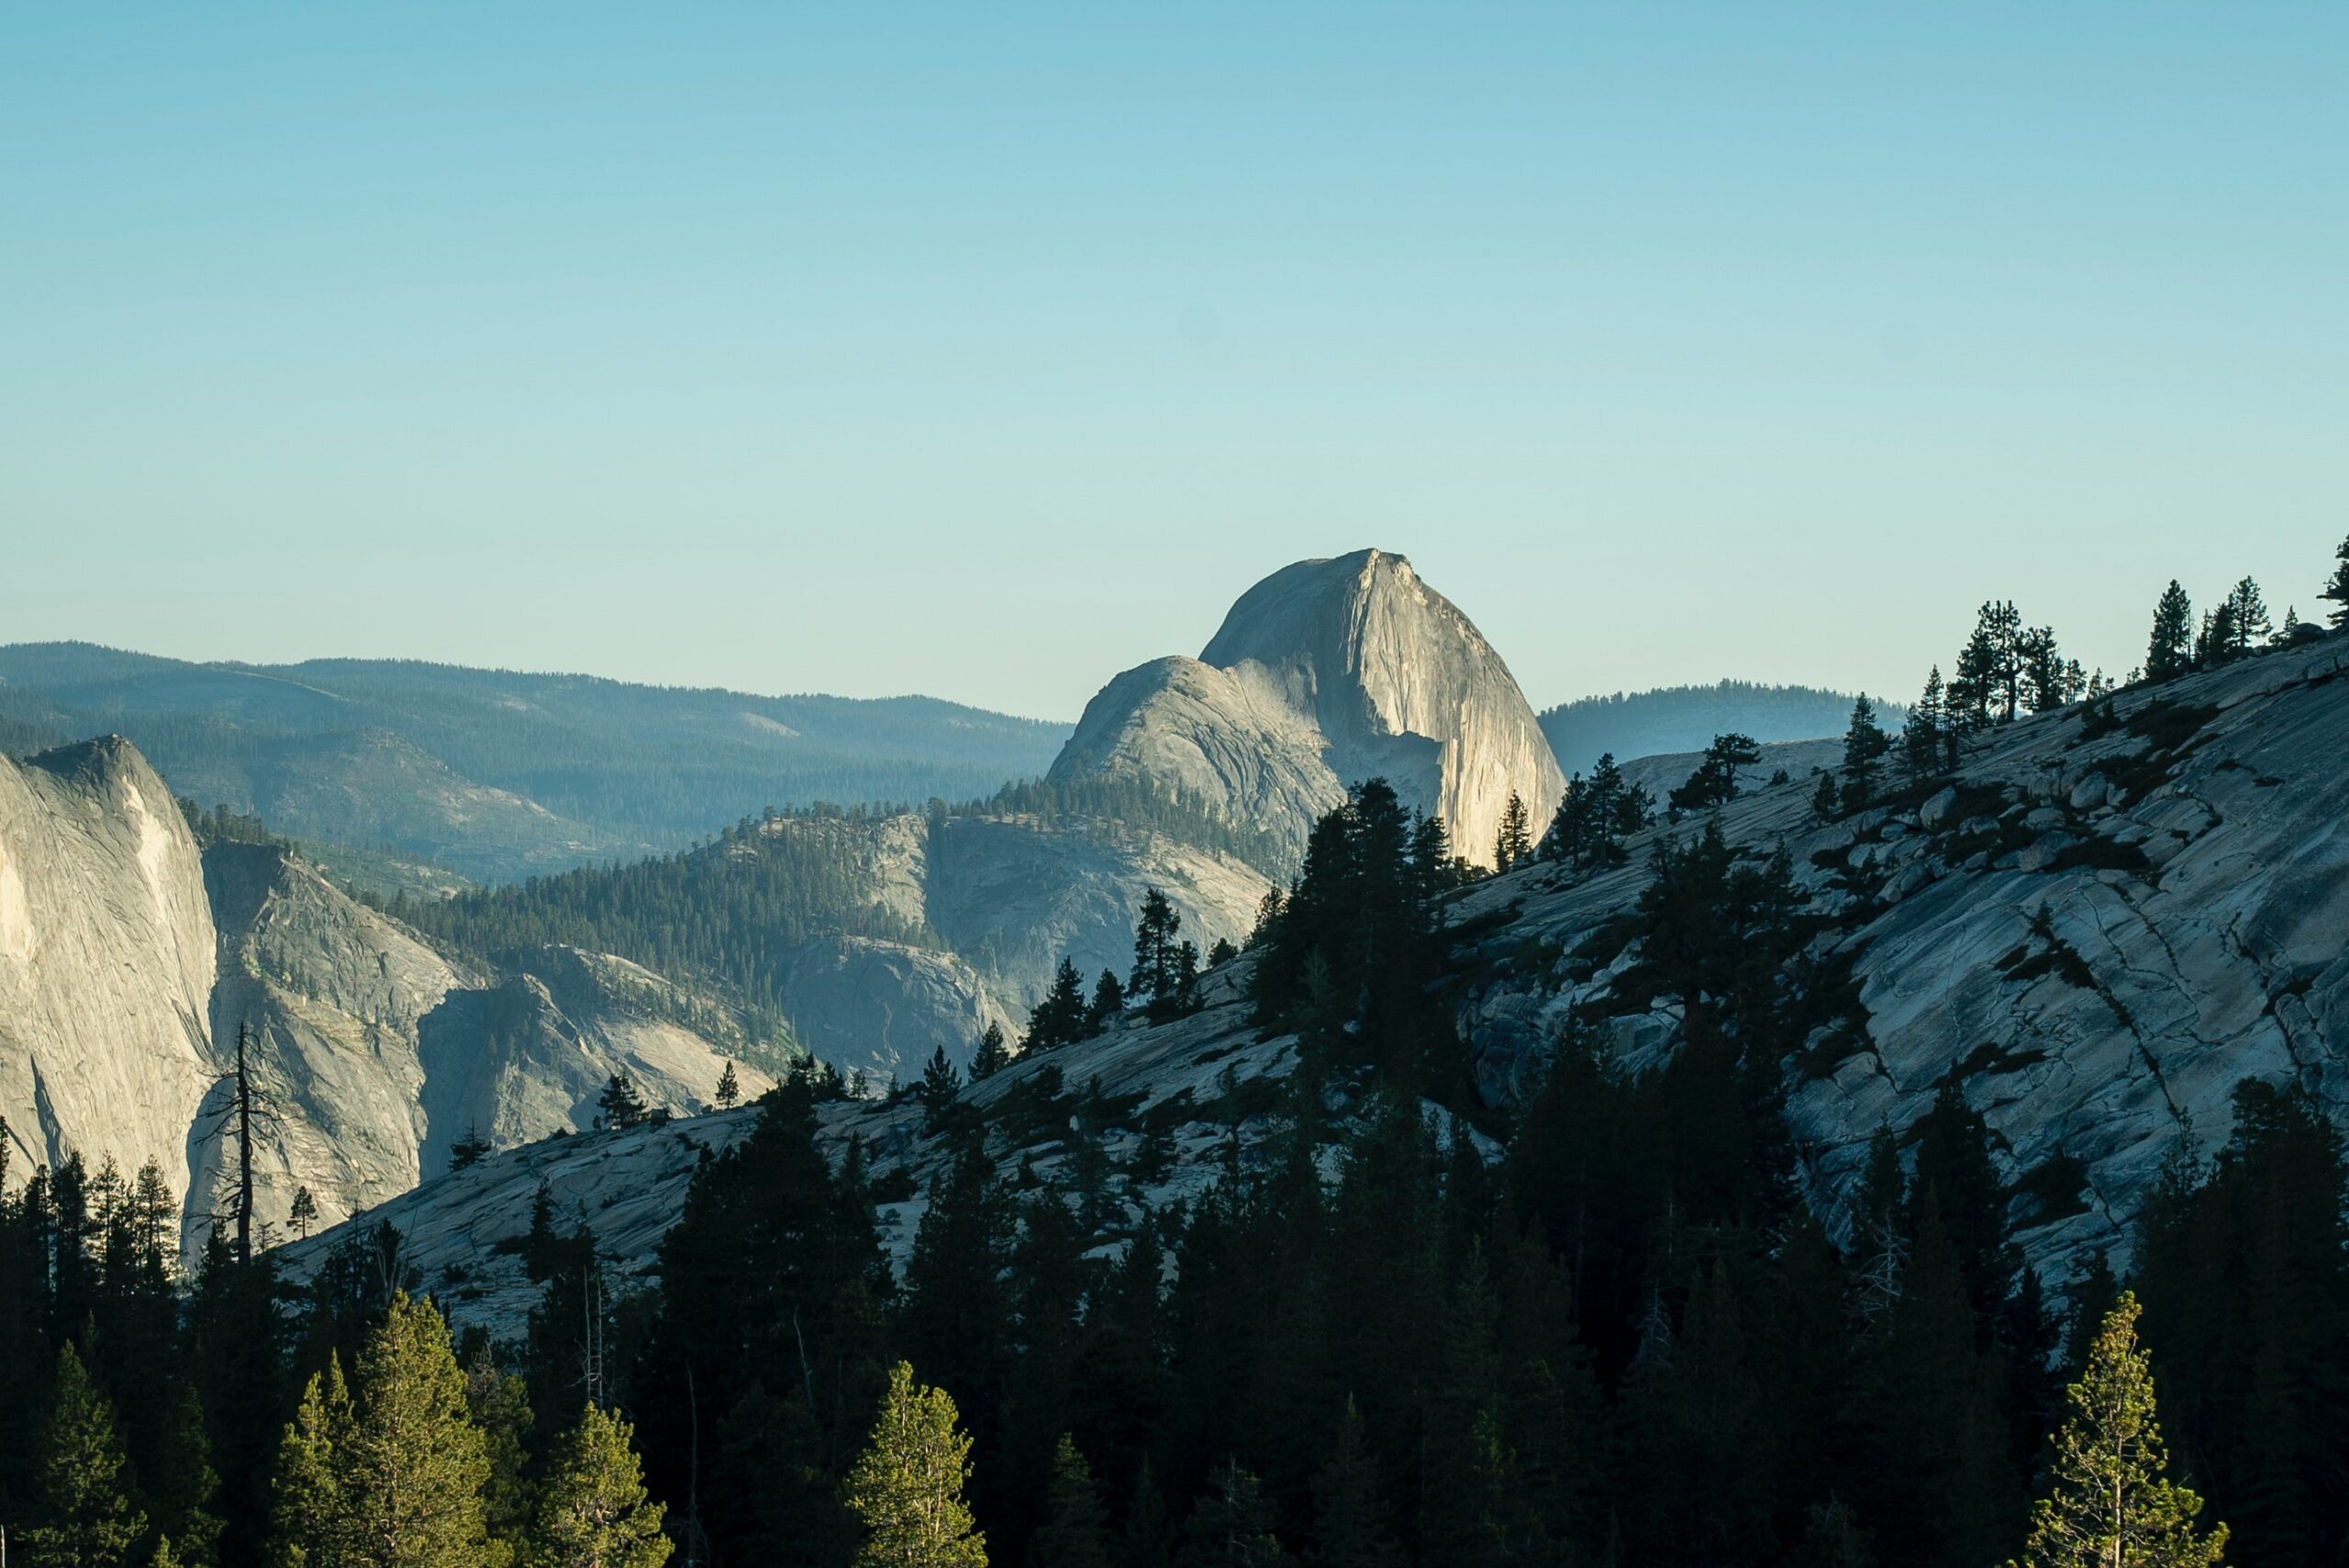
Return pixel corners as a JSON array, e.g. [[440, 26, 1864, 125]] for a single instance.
[[2145, 581, 2195, 682]]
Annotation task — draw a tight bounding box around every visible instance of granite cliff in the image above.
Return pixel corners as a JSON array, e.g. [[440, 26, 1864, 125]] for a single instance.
[[1052, 550, 1565, 866]]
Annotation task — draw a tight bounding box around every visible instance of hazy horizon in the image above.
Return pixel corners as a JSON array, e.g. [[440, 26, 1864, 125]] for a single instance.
[[6, 6, 2342, 717]]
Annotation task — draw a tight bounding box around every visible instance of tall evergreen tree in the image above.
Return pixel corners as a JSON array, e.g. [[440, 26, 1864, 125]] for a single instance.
[[918, 1047, 963, 1113], [1088, 971, 1126, 1034], [23, 1342, 148, 1568], [272, 1359, 357, 1568], [2133, 1079, 2349, 1566], [1492, 793, 1533, 873], [2222, 577, 2271, 658], [1308, 1398, 1397, 1568], [1025, 960, 1091, 1053], [712, 1062, 740, 1112], [2321, 533, 2349, 628], [528, 1406, 670, 1568], [2021, 627, 2079, 712], [595, 1073, 648, 1132], [841, 1362, 987, 1568], [278, 1293, 503, 1568], [1130, 889, 1186, 1012], [1902, 667, 1947, 780], [1030, 1434, 1112, 1568], [1176, 1462, 1286, 1568], [970, 1022, 1012, 1081], [2144, 583, 2195, 682], [1840, 695, 1891, 809], [2016, 1293, 2225, 1568]]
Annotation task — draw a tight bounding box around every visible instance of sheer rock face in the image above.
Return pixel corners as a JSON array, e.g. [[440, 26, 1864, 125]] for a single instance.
[[0, 754, 764, 1251], [923, 815, 1274, 1014], [199, 840, 468, 1246], [1052, 550, 1564, 866], [0, 738, 217, 1202], [415, 946, 773, 1169], [777, 934, 1018, 1086]]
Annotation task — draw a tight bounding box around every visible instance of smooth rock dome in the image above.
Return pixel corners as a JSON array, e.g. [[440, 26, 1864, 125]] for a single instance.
[[1052, 550, 1565, 866]]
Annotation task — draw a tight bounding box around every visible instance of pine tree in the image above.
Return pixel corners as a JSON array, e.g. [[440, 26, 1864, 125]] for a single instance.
[[1308, 1397, 1396, 1568], [1177, 1462, 1286, 1568], [271, 1360, 356, 1568], [1667, 733, 1761, 814], [449, 1130, 492, 1171], [1492, 793, 1533, 873], [465, 1349, 535, 1559], [2015, 1292, 2225, 1568], [1030, 1434, 1111, 1568], [1903, 667, 1947, 780], [2223, 577, 2270, 658], [841, 1362, 986, 1568], [24, 1342, 149, 1568], [970, 1023, 1011, 1082], [918, 1047, 962, 1112], [284, 1293, 503, 1568], [2021, 626, 2077, 711], [529, 1405, 670, 1568], [2321, 533, 2349, 628], [596, 1073, 648, 1132], [1812, 770, 1840, 822], [1088, 971, 1126, 1034], [290, 1186, 320, 1241], [1841, 695, 1891, 808], [1026, 959, 1090, 1052], [1130, 889, 1185, 1010], [2145, 583, 2195, 682], [713, 1062, 740, 1112]]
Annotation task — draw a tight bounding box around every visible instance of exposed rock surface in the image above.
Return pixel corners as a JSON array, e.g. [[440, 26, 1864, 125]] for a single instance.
[[200, 840, 471, 1245], [0, 740, 770, 1253], [775, 934, 1014, 1086], [0, 739, 217, 1200], [1458, 635, 2349, 1281], [278, 960, 1314, 1335], [1052, 550, 1564, 866], [416, 946, 773, 1169], [925, 815, 1274, 1013], [288, 633, 2349, 1321]]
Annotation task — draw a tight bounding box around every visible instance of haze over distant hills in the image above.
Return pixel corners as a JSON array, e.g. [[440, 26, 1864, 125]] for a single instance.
[[1539, 679, 1906, 778], [0, 644, 1070, 882]]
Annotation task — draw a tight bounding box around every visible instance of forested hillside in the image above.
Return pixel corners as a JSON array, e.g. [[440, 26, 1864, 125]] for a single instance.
[[384, 806, 939, 1033], [1539, 680, 1905, 775]]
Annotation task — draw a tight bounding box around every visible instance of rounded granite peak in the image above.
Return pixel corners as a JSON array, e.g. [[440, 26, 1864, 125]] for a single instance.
[[1057, 550, 1564, 868]]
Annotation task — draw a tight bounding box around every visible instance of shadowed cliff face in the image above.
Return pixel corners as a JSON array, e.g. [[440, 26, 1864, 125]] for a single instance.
[[1052, 550, 1565, 866]]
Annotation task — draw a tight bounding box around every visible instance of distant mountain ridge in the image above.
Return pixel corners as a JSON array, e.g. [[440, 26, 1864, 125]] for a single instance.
[[0, 643, 1071, 883], [1539, 678, 1907, 777]]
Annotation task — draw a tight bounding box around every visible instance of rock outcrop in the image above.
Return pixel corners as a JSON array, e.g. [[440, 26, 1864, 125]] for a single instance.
[[925, 815, 1274, 1013], [0, 739, 217, 1201], [200, 840, 472, 1245], [1052, 550, 1564, 866], [1457, 633, 2349, 1281], [777, 935, 1015, 1085], [416, 946, 773, 1167]]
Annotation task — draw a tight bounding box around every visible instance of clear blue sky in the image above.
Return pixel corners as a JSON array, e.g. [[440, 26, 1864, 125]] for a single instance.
[[4, 4, 2342, 720]]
